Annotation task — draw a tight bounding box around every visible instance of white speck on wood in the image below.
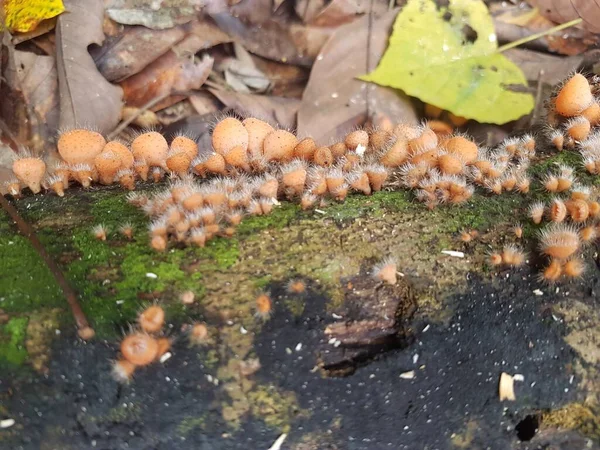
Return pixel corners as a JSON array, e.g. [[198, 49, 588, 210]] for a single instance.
[[441, 250, 464, 258], [267, 433, 287, 450], [0, 419, 15, 428]]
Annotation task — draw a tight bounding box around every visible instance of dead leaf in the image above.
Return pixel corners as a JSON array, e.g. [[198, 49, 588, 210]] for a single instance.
[[228, 0, 274, 25], [504, 48, 584, 85], [14, 51, 60, 151], [208, 88, 299, 129], [188, 91, 221, 116], [309, 0, 387, 27], [492, 3, 597, 56], [288, 23, 334, 60], [30, 33, 56, 57], [495, 6, 540, 27], [218, 43, 271, 93], [105, 0, 202, 30], [295, 0, 328, 23], [121, 106, 160, 129], [252, 56, 309, 98], [172, 19, 231, 57], [297, 10, 416, 143], [161, 113, 216, 150], [11, 17, 59, 45], [0, 35, 33, 150], [92, 25, 187, 82], [529, 0, 600, 33], [210, 11, 313, 67], [56, 0, 123, 134], [121, 52, 213, 109], [155, 100, 198, 126]]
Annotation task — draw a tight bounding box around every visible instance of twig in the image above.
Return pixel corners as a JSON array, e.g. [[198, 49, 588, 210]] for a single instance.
[[365, 0, 375, 121], [0, 195, 92, 335], [497, 18, 582, 53], [531, 69, 545, 127], [107, 91, 187, 141]]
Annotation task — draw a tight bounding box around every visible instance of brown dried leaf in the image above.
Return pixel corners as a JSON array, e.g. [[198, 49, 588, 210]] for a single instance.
[[209, 11, 313, 67], [529, 0, 600, 33], [121, 106, 160, 129], [297, 10, 417, 143], [208, 88, 299, 129], [0, 36, 33, 150], [11, 18, 59, 45], [252, 56, 309, 98], [105, 0, 202, 30], [172, 19, 231, 57], [56, 0, 123, 134], [121, 52, 213, 108], [309, 0, 387, 27], [295, 0, 328, 23], [92, 25, 187, 82], [218, 43, 271, 93], [188, 91, 221, 116], [31, 33, 56, 57], [15, 51, 60, 149], [492, 3, 597, 56], [504, 48, 584, 85], [289, 23, 334, 60]]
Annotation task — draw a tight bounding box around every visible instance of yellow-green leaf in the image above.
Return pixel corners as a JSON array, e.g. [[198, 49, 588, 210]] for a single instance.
[[360, 0, 534, 124], [3, 0, 65, 33]]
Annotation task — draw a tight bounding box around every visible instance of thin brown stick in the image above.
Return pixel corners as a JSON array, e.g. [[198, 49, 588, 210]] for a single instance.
[[365, 0, 375, 121], [0, 194, 91, 333], [531, 69, 545, 127], [107, 91, 187, 141]]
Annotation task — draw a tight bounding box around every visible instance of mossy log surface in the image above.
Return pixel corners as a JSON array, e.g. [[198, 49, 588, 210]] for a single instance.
[[1, 151, 600, 449]]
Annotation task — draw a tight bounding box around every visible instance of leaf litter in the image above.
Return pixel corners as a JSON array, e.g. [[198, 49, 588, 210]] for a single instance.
[[361, 0, 535, 124]]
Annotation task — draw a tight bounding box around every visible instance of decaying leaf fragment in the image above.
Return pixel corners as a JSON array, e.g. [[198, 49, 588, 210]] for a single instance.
[[297, 11, 416, 143], [55, 0, 123, 134], [361, 0, 534, 124], [529, 0, 600, 33]]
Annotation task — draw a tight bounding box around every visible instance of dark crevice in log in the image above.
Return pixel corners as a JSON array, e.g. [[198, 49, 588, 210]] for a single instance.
[[318, 274, 417, 376]]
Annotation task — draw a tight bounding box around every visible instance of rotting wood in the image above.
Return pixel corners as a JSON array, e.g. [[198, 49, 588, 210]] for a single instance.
[[318, 274, 416, 376]]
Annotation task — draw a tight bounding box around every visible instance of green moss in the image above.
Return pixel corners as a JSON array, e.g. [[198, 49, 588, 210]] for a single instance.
[[247, 385, 306, 432], [90, 190, 147, 226], [237, 202, 300, 235], [196, 238, 240, 269], [433, 194, 522, 233], [0, 212, 63, 313], [104, 403, 142, 422], [177, 415, 207, 436], [65, 225, 205, 335], [323, 191, 413, 222], [0, 317, 29, 366], [253, 276, 272, 290]]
